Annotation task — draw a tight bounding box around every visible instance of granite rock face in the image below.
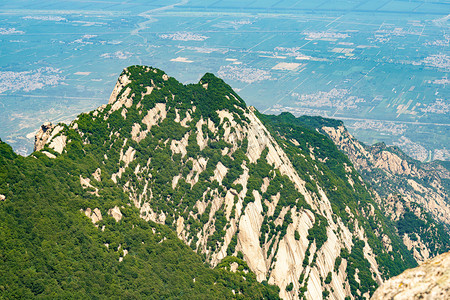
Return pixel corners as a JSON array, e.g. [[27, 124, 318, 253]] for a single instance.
[[322, 125, 450, 263], [34, 122, 54, 152], [371, 251, 450, 300]]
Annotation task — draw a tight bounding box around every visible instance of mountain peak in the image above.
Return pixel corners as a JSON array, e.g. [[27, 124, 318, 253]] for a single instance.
[[25, 65, 449, 299]]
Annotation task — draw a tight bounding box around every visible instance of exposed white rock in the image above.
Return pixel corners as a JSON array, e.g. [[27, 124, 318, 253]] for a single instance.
[[180, 109, 193, 127], [130, 103, 167, 143], [186, 157, 208, 186], [407, 179, 427, 193], [217, 110, 245, 151], [212, 162, 228, 185], [172, 175, 181, 189], [174, 108, 181, 123], [121, 108, 128, 119], [290, 138, 300, 146], [142, 103, 167, 132], [176, 216, 185, 240], [80, 175, 99, 196], [208, 118, 217, 133], [171, 132, 189, 157], [266, 193, 280, 217], [34, 122, 67, 155], [84, 207, 103, 224], [0, 194, 5, 201], [108, 72, 131, 104], [224, 190, 236, 220], [49, 135, 67, 154], [141, 86, 153, 99], [111, 87, 132, 113], [403, 233, 430, 263], [48, 125, 63, 140], [108, 72, 133, 114], [374, 151, 413, 176], [211, 219, 238, 266], [363, 235, 383, 284], [80, 176, 93, 189], [261, 177, 270, 193], [131, 123, 143, 142], [196, 118, 208, 150], [92, 168, 101, 182], [122, 146, 136, 165], [112, 146, 136, 183], [140, 203, 166, 224], [34, 122, 54, 152], [108, 206, 123, 222], [233, 163, 249, 218], [230, 262, 239, 272], [42, 151, 56, 159], [269, 209, 315, 298], [237, 191, 266, 281]]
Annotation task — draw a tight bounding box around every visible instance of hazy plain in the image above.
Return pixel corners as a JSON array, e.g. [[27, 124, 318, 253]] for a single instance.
[[0, 0, 448, 161]]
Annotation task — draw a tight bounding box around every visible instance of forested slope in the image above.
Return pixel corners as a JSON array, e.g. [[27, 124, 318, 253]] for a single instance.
[[0, 140, 279, 299]]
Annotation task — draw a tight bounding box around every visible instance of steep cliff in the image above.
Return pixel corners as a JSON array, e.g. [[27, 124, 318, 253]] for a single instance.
[[27, 66, 421, 299]]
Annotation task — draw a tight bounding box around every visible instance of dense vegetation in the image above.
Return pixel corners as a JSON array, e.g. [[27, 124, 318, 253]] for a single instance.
[[0, 140, 279, 299]]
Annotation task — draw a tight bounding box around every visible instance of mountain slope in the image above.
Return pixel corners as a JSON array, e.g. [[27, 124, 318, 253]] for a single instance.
[[314, 120, 450, 263], [21, 65, 424, 299], [9, 65, 447, 299], [0, 139, 280, 298]]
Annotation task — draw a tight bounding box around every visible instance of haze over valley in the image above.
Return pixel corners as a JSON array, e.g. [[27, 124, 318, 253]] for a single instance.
[[1, 0, 449, 161]]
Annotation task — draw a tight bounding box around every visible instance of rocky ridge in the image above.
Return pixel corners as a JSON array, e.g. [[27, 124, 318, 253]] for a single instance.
[[322, 125, 450, 263], [322, 125, 449, 225]]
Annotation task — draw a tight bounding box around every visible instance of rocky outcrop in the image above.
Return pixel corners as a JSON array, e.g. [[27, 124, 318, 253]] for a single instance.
[[108, 206, 123, 222], [371, 251, 450, 300], [112, 145, 136, 183], [108, 72, 132, 112], [34, 123, 67, 155], [34, 122, 54, 152], [92, 168, 101, 182], [49, 134, 67, 154], [83, 208, 103, 224]]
